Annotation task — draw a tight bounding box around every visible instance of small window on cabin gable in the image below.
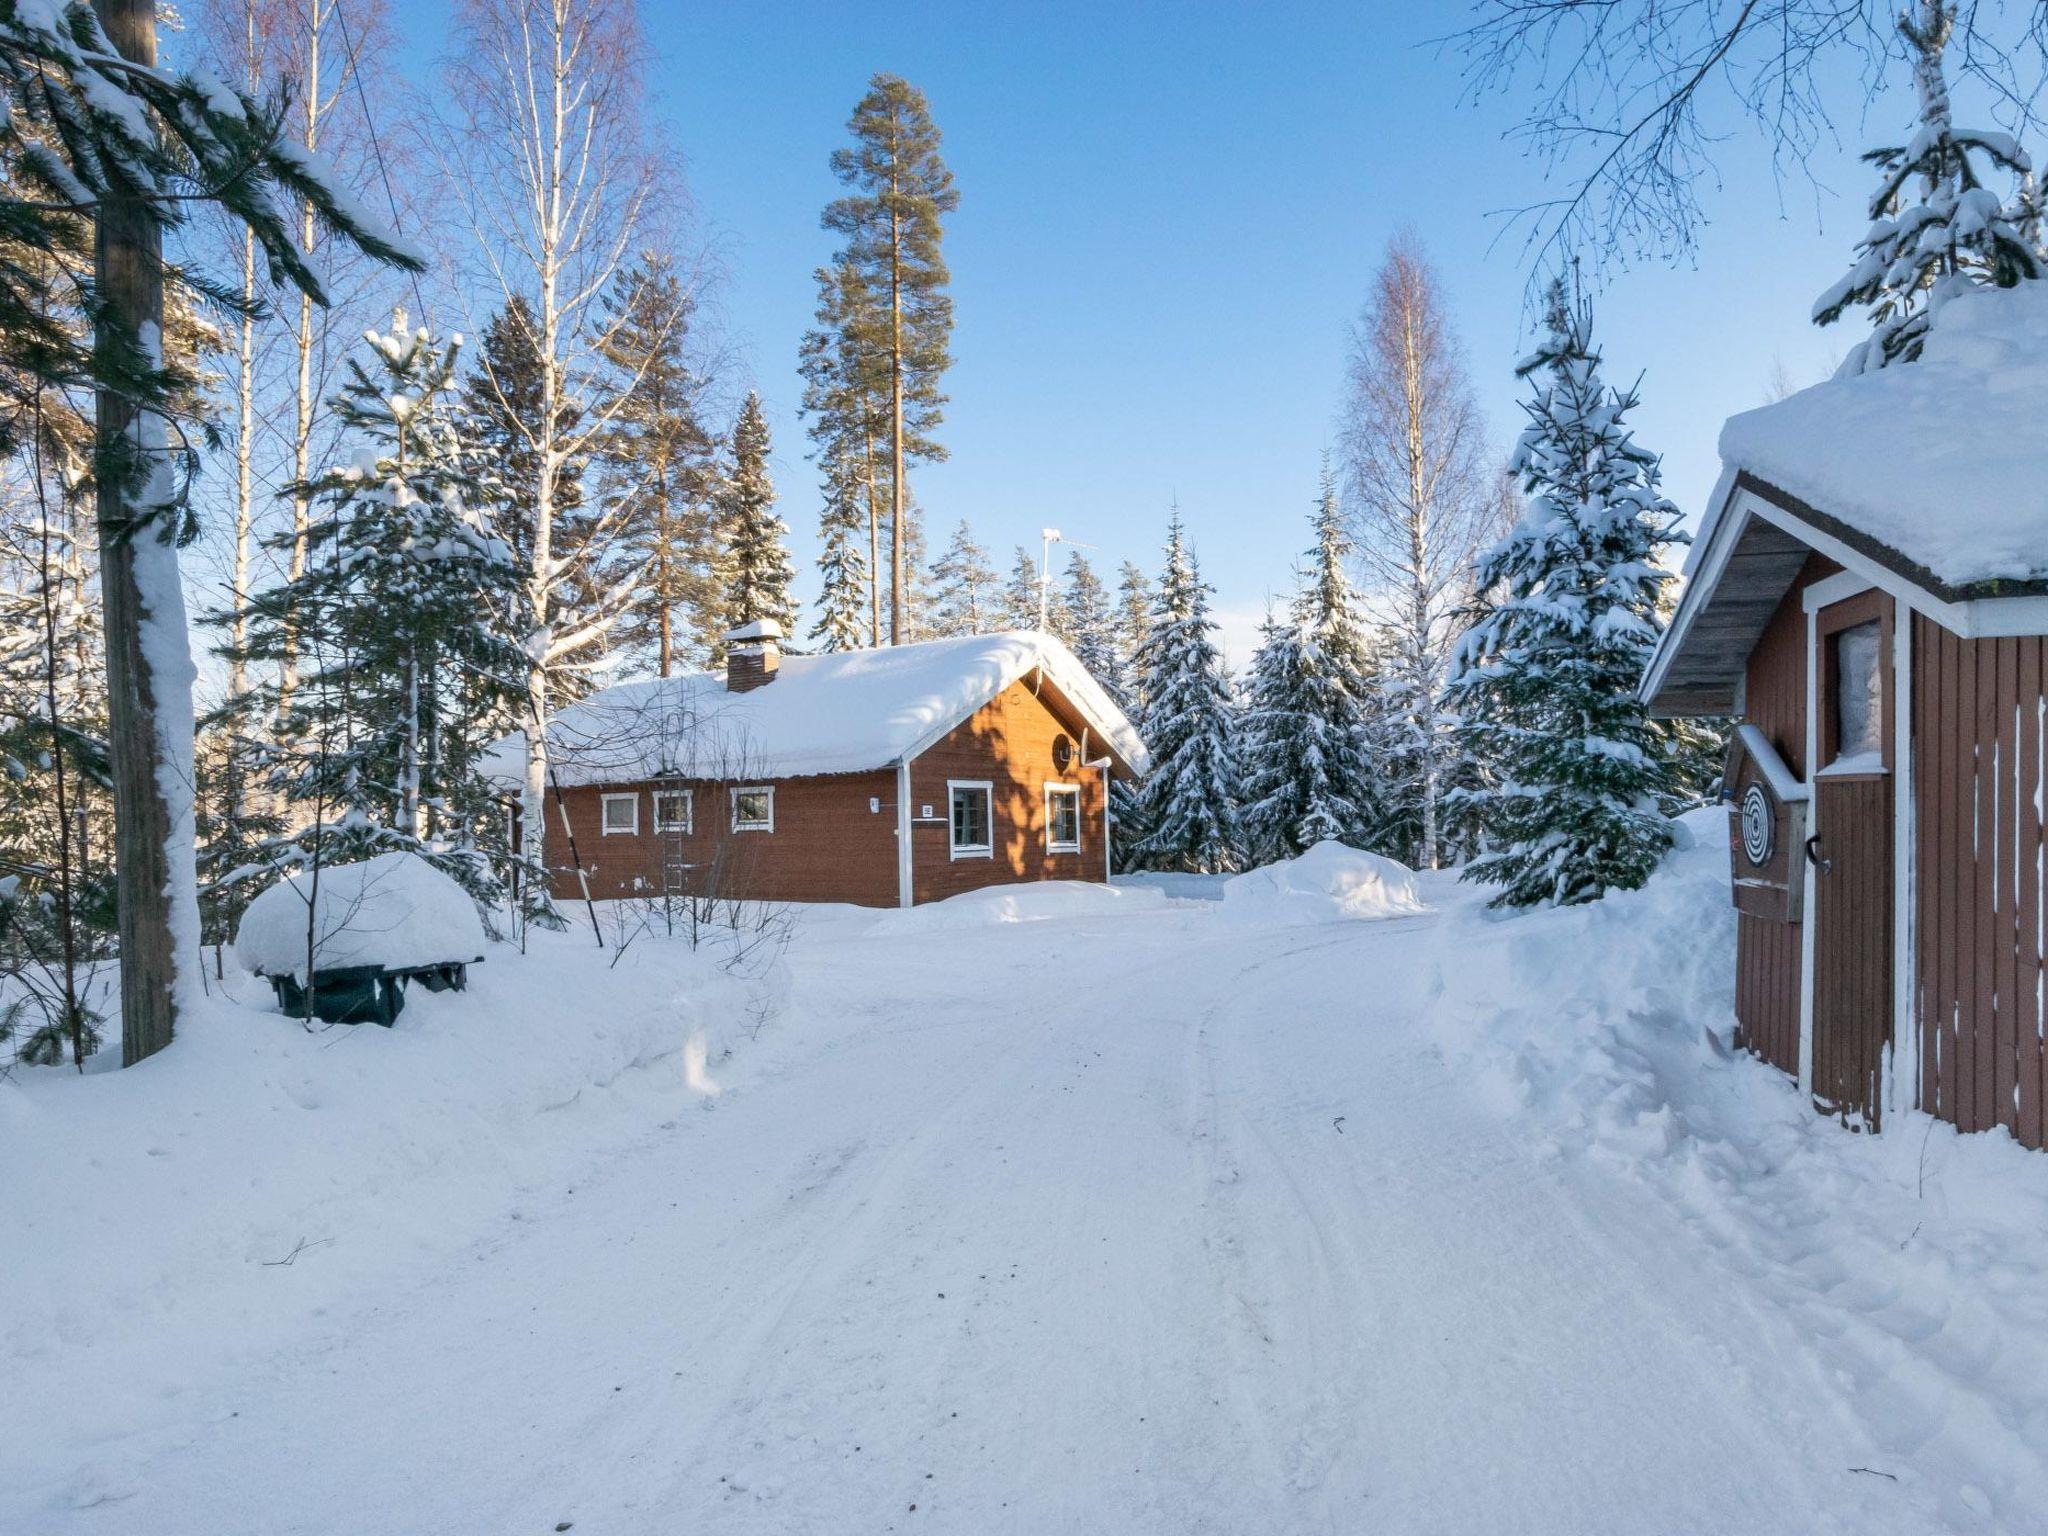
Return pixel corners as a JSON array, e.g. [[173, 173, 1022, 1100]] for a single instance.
[[949, 781, 993, 859], [731, 786, 774, 833], [600, 792, 638, 835], [1832, 620, 1884, 766], [653, 789, 692, 834], [1046, 783, 1081, 853]]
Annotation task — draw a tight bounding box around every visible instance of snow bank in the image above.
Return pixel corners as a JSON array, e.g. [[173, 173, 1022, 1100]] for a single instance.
[[1428, 808, 2048, 1527], [1, 924, 789, 1475], [1217, 840, 1424, 924], [235, 852, 485, 980], [876, 879, 1170, 931], [1719, 280, 2048, 591]]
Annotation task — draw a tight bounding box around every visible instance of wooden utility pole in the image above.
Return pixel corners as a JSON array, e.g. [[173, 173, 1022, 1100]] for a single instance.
[[94, 0, 182, 1064]]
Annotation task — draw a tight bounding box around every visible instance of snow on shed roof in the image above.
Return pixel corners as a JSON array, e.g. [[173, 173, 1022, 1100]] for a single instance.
[[482, 630, 1148, 789], [1717, 282, 2048, 597]]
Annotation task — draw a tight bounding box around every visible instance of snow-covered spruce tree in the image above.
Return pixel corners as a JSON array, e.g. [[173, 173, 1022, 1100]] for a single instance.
[[1000, 545, 1069, 637], [1444, 281, 1682, 909], [1239, 481, 1381, 864], [1106, 559, 1155, 866], [926, 518, 997, 637], [1812, 1, 2041, 375], [215, 316, 529, 913], [809, 462, 871, 652], [1127, 516, 1242, 874], [718, 392, 798, 644], [1063, 552, 1123, 695]]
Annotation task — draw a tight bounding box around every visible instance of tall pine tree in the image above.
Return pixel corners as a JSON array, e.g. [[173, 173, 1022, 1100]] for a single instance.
[[1812, 1, 2041, 374], [718, 392, 797, 643], [1444, 281, 1681, 909], [1127, 515, 1241, 873], [821, 74, 957, 643]]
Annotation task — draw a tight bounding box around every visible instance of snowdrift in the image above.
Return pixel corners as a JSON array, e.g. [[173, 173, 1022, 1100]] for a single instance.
[[876, 879, 1170, 931], [235, 851, 485, 980], [1, 925, 788, 1481], [1423, 807, 2048, 1526], [1217, 840, 1424, 924]]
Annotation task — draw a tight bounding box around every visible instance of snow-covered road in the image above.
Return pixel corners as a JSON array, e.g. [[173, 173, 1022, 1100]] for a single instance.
[[16, 879, 1978, 1536]]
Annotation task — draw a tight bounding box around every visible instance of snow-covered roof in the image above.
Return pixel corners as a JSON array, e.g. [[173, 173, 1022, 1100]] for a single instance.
[[482, 630, 1148, 789], [1718, 282, 2048, 598]]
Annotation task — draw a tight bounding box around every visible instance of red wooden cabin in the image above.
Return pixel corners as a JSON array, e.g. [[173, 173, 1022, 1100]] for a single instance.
[[489, 622, 1147, 909], [1642, 286, 2048, 1147]]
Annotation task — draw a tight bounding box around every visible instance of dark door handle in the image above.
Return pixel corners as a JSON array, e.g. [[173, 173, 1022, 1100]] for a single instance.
[[1805, 835, 1832, 875]]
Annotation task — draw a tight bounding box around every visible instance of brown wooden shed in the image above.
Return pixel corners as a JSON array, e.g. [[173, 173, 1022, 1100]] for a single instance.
[[487, 622, 1148, 910], [1643, 287, 2048, 1147]]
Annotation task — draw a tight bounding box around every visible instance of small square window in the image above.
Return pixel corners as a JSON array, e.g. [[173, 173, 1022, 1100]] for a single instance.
[[653, 789, 692, 833], [731, 786, 775, 833], [1046, 784, 1081, 853], [949, 782, 993, 859], [600, 793, 638, 836]]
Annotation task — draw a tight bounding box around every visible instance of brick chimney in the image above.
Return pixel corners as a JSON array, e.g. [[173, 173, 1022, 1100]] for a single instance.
[[724, 618, 783, 693]]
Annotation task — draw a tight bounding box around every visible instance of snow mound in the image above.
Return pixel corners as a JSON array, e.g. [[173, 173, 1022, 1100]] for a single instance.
[[235, 852, 486, 981], [1218, 840, 1424, 924], [878, 880, 1169, 930]]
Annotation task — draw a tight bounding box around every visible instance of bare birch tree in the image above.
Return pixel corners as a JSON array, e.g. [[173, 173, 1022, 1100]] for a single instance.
[[437, 0, 664, 917], [1341, 234, 1492, 872], [1453, 0, 2046, 276]]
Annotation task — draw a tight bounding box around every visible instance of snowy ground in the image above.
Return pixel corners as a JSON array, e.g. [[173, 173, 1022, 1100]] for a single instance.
[[8, 815, 2048, 1534]]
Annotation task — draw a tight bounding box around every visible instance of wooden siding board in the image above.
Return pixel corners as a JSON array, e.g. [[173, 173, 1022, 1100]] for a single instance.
[[1996, 638, 2021, 1134], [2020, 638, 2043, 1149], [1938, 621, 1960, 1125], [1976, 634, 2000, 1132], [1911, 618, 2048, 1151]]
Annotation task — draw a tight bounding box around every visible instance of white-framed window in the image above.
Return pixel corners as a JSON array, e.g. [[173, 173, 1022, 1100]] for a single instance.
[[600, 792, 639, 836], [653, 788, 693, 834], [1045, 782, 1082, 854], [730, 785, 775, 833], [949, 780, 994, 859], [1832, 620, 1884, 766]]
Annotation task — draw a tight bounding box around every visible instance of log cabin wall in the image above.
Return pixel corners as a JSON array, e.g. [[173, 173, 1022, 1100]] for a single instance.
[[546, 768, 902, 908], [908, 677, 1109, 904], [1732, 554, 1838, 1075], [1913, 615, 2048, 1149]]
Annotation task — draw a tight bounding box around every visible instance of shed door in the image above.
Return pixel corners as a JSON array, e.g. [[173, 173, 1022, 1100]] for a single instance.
[[1808, 591, 1894, 1129]]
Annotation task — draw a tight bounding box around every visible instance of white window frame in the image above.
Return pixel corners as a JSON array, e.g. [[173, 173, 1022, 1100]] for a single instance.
[[652, 788, 693, 834], [1044, 781, 1082, 854], [730, 785, 775, 833], [599, 792, 639, 836], [948, 779, 994, 860]]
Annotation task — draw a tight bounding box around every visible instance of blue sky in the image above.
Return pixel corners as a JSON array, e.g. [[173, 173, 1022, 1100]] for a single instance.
[[504, 4, 1919, 660]]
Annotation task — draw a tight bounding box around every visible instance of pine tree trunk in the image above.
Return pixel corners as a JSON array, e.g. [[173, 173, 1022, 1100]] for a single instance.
[[888, 202, 905, 646], [96, 0, 190, 1065], [863, 431, 881, 646]]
